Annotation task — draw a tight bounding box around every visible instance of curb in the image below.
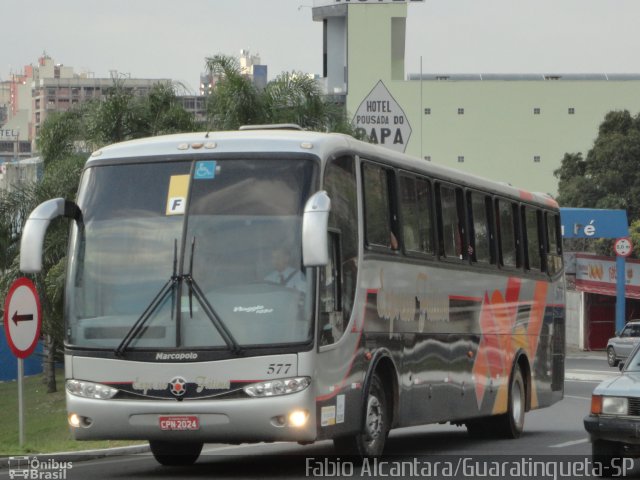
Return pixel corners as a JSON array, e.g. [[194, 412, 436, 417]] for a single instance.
[[0, 444, 150, 468]]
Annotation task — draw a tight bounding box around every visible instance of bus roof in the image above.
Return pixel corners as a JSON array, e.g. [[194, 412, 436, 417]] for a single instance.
[[88, 129, 558, 209]]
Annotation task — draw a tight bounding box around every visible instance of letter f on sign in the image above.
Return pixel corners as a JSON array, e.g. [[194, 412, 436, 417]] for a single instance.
[[167, 197, 186, 215]]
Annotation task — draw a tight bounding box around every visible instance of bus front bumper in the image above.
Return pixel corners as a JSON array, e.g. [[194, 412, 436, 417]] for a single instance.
[[67, 389, 317, 443]]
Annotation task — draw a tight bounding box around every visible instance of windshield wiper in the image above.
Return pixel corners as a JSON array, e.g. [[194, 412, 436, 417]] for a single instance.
[[115, 238, 242, 356], [184, 238, 242, 355], [115, 240, 180, 357]]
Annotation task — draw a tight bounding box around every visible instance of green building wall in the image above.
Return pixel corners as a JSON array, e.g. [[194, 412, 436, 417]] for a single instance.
[[339, 4, 640, 195]]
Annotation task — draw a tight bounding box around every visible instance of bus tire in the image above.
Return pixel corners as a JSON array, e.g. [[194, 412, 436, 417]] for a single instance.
[[149, 440, 203, 466], [333, 373, 389, 457], [494, 366, 526, 438]]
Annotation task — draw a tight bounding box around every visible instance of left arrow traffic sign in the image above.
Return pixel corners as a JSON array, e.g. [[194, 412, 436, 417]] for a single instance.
[[4, 278, 41, 359], [12, 312, 34, 325]]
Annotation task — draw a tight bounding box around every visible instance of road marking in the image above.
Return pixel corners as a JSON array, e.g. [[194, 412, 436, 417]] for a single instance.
[[565, 369, 619, 382], [549, 438, 590, 448], [564, 394, 591, 400]]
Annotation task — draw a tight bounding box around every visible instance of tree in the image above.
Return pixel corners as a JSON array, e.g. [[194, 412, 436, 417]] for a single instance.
[[555, 110, 640, 257], [204, 54, 357, 135], [205, 55, 264, 130], [556, 110, 640, 220], [0, 81, 199, 392]]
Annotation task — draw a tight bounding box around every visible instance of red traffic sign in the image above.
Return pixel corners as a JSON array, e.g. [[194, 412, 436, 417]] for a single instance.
[[4, 278, 41, 359], [614, 237, 633, 258]]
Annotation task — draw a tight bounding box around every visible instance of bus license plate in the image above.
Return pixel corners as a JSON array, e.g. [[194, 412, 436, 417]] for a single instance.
[[159, 416, 200, 431]]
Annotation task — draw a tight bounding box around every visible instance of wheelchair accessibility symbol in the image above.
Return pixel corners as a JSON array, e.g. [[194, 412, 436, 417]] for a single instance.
[[194, 161, 216, 180]]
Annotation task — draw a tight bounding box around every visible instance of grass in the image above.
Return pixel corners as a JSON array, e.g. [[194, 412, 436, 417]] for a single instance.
[[0, 369, 144, 455]]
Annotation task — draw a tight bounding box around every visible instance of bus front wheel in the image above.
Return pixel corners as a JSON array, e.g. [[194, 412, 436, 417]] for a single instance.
[[333, 373, 389, 457], [149, 440, 203, 466]]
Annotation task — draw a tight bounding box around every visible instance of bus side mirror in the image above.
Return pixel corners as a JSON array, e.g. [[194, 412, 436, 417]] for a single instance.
[[302, 191, 331, 267], [20, 198, 82, 273]]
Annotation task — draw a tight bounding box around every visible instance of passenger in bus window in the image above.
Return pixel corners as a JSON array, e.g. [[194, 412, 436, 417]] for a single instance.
[[264, 246, 306, 291], [390, 231, 399, 250]]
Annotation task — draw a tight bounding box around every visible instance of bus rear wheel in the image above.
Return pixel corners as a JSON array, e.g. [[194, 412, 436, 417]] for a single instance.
[[149, 440, 203, 466], [494, 366, 526, 438], [333, 373, 389, 457]]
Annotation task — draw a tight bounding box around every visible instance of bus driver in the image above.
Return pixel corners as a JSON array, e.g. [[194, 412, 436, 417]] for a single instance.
[[264, 246, 306, 292]]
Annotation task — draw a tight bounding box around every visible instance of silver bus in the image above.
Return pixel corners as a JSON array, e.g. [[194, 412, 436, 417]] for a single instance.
[[20, 127, 565, 465]]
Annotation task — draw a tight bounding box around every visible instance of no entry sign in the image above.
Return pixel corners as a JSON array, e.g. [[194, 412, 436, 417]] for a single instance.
[[4, 277, 41, 359]]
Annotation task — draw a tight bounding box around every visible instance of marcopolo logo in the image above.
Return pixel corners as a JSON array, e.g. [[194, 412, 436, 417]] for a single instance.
[[8, 456, 72, 479], [155, 352, 198, 361], [169, 376, 188, 397]]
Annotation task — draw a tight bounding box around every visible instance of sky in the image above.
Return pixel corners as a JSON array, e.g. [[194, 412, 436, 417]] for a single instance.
[[2, 0, 640, 94]]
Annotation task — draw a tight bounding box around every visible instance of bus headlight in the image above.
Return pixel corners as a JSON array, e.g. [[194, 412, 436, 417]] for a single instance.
[[66, 379, 118, 400], [244, 377, 311, 397]]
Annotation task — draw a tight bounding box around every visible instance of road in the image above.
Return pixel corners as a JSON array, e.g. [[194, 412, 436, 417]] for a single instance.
[[3, 352, 637, 479]]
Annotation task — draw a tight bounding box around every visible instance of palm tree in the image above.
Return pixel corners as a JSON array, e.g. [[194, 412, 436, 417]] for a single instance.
[[205, 55, 264, 130], [0, 81, 200, 392], [204, 54, 357, 134]]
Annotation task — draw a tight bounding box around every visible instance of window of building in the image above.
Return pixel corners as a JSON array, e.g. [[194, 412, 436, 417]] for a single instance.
[[533, 107, 541, 115], [457, 156, 465, 163], [424, 108, 431, 115], [457, 108, 465, 115], [568, 107, 575, 115], [534, 155, 541, 163], [424, 156, 431, 161]]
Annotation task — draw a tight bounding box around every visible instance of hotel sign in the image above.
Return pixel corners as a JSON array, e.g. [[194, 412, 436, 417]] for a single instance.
[[353, 80, 412, 153], [0, 129, 19, 138]]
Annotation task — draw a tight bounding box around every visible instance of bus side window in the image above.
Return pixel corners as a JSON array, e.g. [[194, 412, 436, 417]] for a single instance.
[[467, 191, 493, 264], [496, 199, 521, 268], [544, 212, 563, 276], [399, 174, 435, 255], [319, 232, 344, 346], [523, 206, 543, 272], [321, 156, 358, 346], [363, 162, 399, 251], [437, 183, 467, 260]]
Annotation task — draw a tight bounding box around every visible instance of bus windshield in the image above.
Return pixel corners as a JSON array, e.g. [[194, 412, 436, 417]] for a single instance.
[[65, 157, 317, 351]]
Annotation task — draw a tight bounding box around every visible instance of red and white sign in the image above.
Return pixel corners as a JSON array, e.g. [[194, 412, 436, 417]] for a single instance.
[[575, 254, 640, 299], [4, 277, 41, 359], [615, 237, 633, 257]]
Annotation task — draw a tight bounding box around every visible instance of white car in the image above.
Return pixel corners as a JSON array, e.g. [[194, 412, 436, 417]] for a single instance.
[[585, 342, 640, 475], [606, 321, 640, 367]]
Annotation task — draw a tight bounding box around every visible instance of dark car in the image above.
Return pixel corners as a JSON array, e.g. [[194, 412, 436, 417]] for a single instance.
[[606, 320, 640, 367], [585, 342, 640, 474]]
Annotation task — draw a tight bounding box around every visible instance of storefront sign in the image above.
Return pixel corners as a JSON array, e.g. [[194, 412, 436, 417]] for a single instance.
[[575, 254, 640, 299], [353, 80, 412, 153], [560, 208, 628, 239]]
